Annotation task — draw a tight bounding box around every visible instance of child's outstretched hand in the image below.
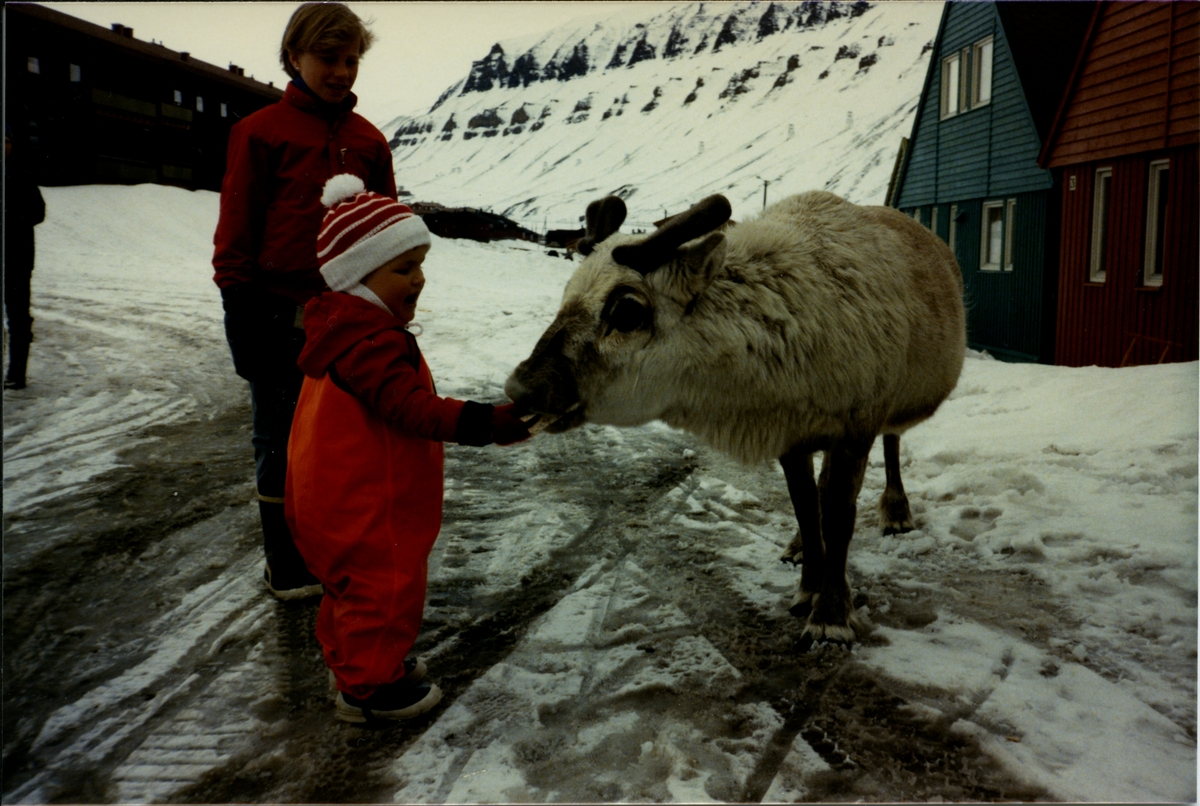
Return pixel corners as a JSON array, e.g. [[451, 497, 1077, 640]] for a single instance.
[[491, 403, 532, 445]]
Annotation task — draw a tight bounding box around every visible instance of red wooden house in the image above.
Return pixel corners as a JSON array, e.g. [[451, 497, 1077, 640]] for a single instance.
[[1040, 1, 1199, 367]]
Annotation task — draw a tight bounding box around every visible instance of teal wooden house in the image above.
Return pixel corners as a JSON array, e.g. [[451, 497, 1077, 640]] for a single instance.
[[890, 2, 1093, 362]]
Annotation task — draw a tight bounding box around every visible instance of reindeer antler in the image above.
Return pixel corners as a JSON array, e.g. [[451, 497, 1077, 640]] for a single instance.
[[611, 195, 732, 275], [576, 196, 628, 256]]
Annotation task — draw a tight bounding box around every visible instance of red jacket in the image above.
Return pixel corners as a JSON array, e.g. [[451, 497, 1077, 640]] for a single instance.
[[295, 292, 466, 438], [212, 83, 397, 304]]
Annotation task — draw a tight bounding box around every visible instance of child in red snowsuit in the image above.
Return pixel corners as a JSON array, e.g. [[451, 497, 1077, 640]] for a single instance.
[[285, 174, 531, 722]]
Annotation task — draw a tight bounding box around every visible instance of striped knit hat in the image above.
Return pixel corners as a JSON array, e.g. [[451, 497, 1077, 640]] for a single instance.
[[317, 174, 431, 292]]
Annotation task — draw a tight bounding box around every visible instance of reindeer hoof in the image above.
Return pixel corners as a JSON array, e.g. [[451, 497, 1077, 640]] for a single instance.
[[780, 531, 803, 565], [802, 621, 856, 645], [879, 496, 914, 535], [882, 518, 915, 536], [799, 588, 859, 646], [788, 588, 813, 618]]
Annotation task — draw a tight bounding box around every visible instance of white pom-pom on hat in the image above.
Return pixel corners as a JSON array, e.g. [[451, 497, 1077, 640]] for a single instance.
[[317, 178, 431, 293], [321, 173, 367, 208]]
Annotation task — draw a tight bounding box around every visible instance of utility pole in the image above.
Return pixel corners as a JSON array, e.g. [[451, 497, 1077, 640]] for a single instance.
[[762, 179, 769, 210]]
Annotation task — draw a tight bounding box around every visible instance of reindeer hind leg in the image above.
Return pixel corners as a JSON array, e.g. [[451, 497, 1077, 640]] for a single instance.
[[879, 433, 915, 535]]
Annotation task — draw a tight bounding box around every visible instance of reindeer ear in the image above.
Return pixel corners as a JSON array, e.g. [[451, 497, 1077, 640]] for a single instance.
[[578, 196, 627, 255], [679, 231, 726, 286]]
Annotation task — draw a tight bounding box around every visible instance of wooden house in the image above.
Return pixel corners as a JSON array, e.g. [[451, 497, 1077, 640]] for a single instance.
[[891, 2, 1094, 362], [546, 228, 586, 249], [1039, 1, 1199, 367], [415, 205, 540, 244], [6, 3, 282, 191]]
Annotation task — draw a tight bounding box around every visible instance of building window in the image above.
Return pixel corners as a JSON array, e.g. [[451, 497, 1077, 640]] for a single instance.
[[930, 205, 939, 236], [174, 89, 183, 105], [1143, 159, 1169, 287], [941, 36, 992, 119], [949, 204, 958, 252], [70, 63, 82, 82], [940, 51, 962, 118], [196, 96, 204, 112], [1003, 199, 1016, 271], [972, 37, 993, 107], [27, 56, 40, 74], [1090, 167, 1113, 282], [220, 102, 228, 118], [981, 201, 1005, 271]]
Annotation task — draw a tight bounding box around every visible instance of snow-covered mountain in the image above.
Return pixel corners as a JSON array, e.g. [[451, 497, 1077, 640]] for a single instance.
[[379, 1, 943, 230]]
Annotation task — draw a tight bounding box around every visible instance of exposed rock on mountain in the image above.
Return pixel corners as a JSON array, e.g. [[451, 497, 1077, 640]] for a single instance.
[[382, 1, 942, 229]]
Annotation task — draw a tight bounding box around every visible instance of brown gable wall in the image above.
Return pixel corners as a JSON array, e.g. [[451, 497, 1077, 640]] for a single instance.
[[1046, 1, 1199, 168]]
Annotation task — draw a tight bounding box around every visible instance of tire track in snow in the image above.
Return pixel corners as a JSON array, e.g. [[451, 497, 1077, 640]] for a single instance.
[[404, 442, 1055, 802], [3, 296, 241, 523], [5, 552, 268, 803], [171, 424, 699, 804]]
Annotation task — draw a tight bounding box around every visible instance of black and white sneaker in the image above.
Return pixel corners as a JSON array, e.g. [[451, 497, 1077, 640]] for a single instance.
[[328, 658, 427, 691], [336, 678, 442, 723], [263, 563, 323, 601]]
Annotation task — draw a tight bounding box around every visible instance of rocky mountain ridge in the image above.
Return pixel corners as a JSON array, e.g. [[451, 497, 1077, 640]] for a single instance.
[[380, 1, 942, 229]]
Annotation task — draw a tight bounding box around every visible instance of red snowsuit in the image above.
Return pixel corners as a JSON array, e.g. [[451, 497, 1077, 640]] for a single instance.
[[285, 292, 467, 699], [212, 82, 397, 304]]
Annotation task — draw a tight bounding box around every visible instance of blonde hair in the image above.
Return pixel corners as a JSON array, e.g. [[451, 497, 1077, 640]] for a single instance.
[[280, 3, 375, 79]]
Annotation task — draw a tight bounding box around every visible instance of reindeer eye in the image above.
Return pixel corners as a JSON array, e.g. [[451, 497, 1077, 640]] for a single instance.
[[606, 295, 648, 333]]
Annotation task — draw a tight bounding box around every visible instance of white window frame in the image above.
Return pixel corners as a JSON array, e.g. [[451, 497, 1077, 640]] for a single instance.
[[173, 89, 183, 105], [69, 63, 82, 82], [940, 51, 962, 118], [1143, 159, 1169, 287], [980, 201, 1005, 271], [196, 96, 204, 112], [972, 36, 993, 108], [220, 102, 228, 118], [949, 203, 958, 252], [27, 56, 40, 74], [1003, 199, 1016, 271], [1090, 167, 1113, 283]]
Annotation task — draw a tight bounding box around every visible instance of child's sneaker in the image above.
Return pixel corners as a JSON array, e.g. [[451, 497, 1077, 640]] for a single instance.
[[327, 658, 427, 691], [336, 678, 442, 723], [263, 563, 323, 601]]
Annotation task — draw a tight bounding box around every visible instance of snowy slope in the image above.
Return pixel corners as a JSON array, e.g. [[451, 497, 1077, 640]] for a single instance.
[[378, 1, 942, 229], [3, 185, 1195, 803]]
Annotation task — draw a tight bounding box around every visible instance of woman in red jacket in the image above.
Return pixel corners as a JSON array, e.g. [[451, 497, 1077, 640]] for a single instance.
[[212, 3, 394, 599], [287, 175, 530, 722]]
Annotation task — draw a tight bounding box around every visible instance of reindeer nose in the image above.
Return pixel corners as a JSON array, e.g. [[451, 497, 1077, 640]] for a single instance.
[[504, 374, 531, 411]]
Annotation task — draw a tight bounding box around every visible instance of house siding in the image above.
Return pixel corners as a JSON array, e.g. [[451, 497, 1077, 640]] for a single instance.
[[894, 2, 1072, 363], [1046, 1, 1200, 167], [1054, 147, 1198, 367], [897, 2, 1054, 209], [949, 190, 1055, 361]]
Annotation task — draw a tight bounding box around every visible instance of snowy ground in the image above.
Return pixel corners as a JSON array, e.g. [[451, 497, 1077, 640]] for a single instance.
[[2, 184, 1196, 803]]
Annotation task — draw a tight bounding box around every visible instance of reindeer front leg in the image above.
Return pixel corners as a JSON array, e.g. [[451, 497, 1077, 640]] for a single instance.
[[779, 446, 822, 616], [804, 437, 871, 644]]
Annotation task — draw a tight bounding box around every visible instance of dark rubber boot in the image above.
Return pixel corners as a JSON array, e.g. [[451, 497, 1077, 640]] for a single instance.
[[5, 332, 30, 390], [259, 499, 322, 600]]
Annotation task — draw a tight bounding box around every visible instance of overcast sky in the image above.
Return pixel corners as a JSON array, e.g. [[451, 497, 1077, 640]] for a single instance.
[[44, 2, 643, 125]]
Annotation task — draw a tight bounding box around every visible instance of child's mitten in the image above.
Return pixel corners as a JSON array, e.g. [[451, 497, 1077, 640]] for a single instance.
[[491, 403, 532, 446], [454, 402, 532, 446]]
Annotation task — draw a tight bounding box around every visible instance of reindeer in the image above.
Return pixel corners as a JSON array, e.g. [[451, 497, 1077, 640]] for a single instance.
[[506, 191, 965, 644]]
